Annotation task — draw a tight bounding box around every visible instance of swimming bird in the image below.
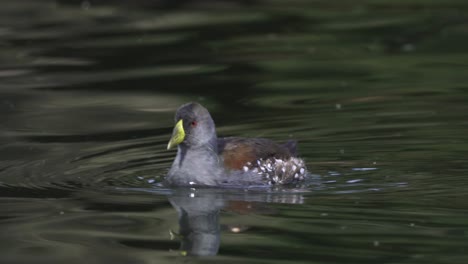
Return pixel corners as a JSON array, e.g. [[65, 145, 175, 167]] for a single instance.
[[165, 102, 308, 187]]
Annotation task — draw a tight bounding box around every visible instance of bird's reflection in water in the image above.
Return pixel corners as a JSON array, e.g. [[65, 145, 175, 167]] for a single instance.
[[168, 188, 306, 256], [169, 191, 224, 256]]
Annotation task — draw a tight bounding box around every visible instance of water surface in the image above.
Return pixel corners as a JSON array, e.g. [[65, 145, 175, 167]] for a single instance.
[[1, 0, 468, 263]]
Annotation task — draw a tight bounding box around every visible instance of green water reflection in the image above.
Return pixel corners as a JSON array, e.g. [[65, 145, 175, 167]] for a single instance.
[[0, 0, 468, 263]]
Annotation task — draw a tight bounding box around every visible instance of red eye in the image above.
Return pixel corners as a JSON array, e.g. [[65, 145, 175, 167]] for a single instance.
[[191, 121, 197, 127]]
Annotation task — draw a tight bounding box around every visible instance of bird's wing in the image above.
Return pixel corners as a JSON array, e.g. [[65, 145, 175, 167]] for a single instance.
[[218, 137, 294, 170]]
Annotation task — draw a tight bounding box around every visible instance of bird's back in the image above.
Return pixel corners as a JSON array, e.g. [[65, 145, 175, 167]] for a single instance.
[[217, 137, 294, 170], [218, 137, 307, 185]]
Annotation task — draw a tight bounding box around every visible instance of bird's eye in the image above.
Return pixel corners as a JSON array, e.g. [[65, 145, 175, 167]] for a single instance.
[[191, 121, 197, 127]]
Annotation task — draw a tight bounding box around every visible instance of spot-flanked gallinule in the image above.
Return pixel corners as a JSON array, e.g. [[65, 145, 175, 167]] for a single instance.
[[165, 102, 308, 187]]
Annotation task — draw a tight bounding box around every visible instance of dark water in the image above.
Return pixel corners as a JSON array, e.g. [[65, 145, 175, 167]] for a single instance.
[[1, 0, 468, 263]]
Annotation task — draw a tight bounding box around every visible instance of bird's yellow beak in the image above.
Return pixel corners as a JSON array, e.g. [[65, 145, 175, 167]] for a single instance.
[[167, 119, 185, 150]]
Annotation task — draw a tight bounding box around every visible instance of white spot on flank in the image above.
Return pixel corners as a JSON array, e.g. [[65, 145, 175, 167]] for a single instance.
[[282, 168, 286, 173], [294, 173, 299, 178], [292, 165, 297, 171], [300, 168, 305, 174], [231, 227, 241, 233]]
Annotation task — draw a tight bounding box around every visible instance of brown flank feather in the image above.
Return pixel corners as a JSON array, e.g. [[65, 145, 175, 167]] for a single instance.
[[218, 137, 294, 170]]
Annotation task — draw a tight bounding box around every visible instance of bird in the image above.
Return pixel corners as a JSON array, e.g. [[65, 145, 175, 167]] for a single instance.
[[165, 102, 308, 187]]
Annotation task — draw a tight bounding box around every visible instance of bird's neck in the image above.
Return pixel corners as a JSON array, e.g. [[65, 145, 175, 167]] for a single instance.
[[167, 137, 223, 186]]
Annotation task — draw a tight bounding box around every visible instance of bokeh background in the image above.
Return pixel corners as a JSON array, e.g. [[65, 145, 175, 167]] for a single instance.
[[1, 0, 468, 263]]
